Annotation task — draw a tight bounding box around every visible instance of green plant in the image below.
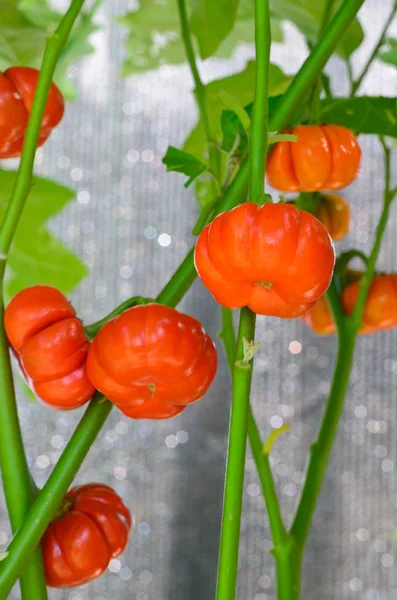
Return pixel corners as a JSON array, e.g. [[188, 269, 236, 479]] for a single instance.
[[0, 1, 395, 599]]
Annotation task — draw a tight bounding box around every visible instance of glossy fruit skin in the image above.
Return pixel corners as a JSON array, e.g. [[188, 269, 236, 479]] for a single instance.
[[300, 295, 336, 335], [266, 125, 361, 192], [343, 274, 397, 333], [315, 193, 350, 242], [4, 285, 94, 409], [301, 274, 397, 335], [86, 303, 218, 419], [42, 483, 132, 588], [194, 202, 335, 318], [0, 67, 64, 158]]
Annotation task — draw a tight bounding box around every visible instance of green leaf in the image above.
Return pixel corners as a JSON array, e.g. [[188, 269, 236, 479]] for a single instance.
[[0, 170, 88, 302], [0, 0, 100, 100], [189, 0, 240, 60], [380, 37, 397, 69], [162, 146, 208, 187], [270, 0, 364, 60], [220, 93, 306, 153], [183, 61, 291, 208], [219, 91, 251, 133], [119, 0, 283, 76], [319, 96, 397, 138]]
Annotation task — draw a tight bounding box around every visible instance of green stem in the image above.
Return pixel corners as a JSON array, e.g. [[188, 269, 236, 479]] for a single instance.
[[249, 0, 271, 205], [176, 0, 220, 186], [0, 395, 112, 600], [308, 0, 337, 122], [0, 261, 48, 600], [218, 307, 237, 368], [290, 137, 394, 551], [0, 2, 366, 591], [247, 411, 287, 546], [290, 327, 356, 545], [0, 1, 85, 598], [274, 542, 302, 600], [0, 0, 85, 255], [216, 307, 256, 600], [219, 308, 291, 583], [351, 1, 397, 95]]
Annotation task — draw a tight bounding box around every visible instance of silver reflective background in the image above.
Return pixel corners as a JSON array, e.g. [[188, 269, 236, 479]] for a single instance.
[[1, 0, 397, 598]]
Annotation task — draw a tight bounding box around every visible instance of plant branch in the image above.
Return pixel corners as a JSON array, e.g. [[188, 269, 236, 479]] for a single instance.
[[0, 395, 112, 600], [352, 0, 397, 95], [290, 136, 395, 549], [0, 3, 367, 591], [249, 0, 271, 204], [0, 1, 86, 598], [176, 0, 220, 186], [0, 263, 48, 600], [219, 308, 287, 547], [308, 0, 337, 122], [216, 307, 257, 600]]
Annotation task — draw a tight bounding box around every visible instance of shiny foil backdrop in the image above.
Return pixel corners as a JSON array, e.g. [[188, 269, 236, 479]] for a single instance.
[[1, 0, 397, 598]]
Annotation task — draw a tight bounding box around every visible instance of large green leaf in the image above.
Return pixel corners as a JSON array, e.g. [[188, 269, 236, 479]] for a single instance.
[[189, 0, 240, 60], [0, 0, 99, 99], [319, 96, 397, 137], [380, 38, 397, 69], [183, 61, 291, 207], [0, 170, 88, 302], [119, 0, 283, 76], [270, 0, 364, 60]]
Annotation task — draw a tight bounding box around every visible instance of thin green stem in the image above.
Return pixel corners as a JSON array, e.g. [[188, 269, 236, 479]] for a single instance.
[[176, 0, 220, 186], [308, 0, 337, 122], [219, 307, 287, 548], [290, 327, 356, 545], [290, 137, 394, 550], [218, 307, 237, 368], [0, 1, 85, 598], [247, 411, 287, 547], [0, 3, 366, 592], [0, 395, 112, 600], [0, 0, 85, 255], [249, 0, 271, 205], [352, 1, 397, 95], [216, 307, 256, 600]]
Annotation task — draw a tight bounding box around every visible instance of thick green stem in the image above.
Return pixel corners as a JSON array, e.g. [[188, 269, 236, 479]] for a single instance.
[[220, 308, 291, 586], [0, 264, 48, 600], [352, 1, 397, 95], [0, 1, 85, 598], [274, 542, 303, 600], [0, 2, 366, 592], [249, 0, 271, 205], [216, 307, 256, 600], [176, 0, 220, 187]]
